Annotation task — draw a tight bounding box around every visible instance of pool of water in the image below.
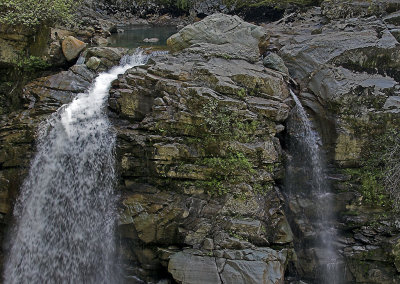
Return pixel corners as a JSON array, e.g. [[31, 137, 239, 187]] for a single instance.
[[108, 25, 178, 49]]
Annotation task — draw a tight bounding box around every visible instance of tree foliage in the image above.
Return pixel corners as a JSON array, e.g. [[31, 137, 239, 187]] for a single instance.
[[0, 0, 79, 27]]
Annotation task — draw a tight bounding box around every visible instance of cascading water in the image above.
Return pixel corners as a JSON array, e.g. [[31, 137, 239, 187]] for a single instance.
[[285, 90, 343, 283], [4, 51, 148, 283]]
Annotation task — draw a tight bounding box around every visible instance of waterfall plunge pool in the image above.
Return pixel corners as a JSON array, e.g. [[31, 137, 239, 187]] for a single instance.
[[108, 25, 178, 49]]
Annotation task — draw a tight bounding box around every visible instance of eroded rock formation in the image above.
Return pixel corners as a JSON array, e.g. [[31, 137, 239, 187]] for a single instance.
[[108, 14, 294, 283]]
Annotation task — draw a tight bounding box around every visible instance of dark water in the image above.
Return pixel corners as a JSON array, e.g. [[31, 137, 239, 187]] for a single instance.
[[108, 25, 178, 49]]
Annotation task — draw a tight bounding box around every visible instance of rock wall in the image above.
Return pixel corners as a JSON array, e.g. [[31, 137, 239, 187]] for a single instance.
[[1, 1, 400, 283], [265, 1, 400, 282], [108, 14, 295, 283]]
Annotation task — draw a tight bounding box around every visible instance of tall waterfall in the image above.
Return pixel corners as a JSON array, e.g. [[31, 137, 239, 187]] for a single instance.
[[4, 51, 147, 283], [285, 90, 343, 283]]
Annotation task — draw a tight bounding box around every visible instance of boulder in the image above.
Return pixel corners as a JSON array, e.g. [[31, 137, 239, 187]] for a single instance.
[[62, 36, 87, 62], [85, 56, 101, 70], [263, 52, 289, 75], [167, 13, 267, 62], [220, 259, 284, 284], [85, 47, 128, 70]]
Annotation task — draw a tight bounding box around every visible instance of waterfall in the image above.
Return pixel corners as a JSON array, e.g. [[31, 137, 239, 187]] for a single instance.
[[4, 51, 148, 283], [286, 90, 343, 283]]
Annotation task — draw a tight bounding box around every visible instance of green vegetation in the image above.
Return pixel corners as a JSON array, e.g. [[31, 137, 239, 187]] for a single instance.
[[175, 0, 189, 10], [382, 129, 400, 210], [344, 168, 388, 207], [201, 99, 258, 143], [237, 88, 247, 99], [344, 127, 400, 210], [195, 151, 256, 196], [0, 0, 79, 27], [15, 55, 50, 73]]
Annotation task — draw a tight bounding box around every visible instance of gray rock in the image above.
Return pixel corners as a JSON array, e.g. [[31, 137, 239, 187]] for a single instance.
[[85, 47, 128, 69], [191, 0, 230, 16], [280, 25, 399, 81], [383, 11, 400, 25], [383, 96, 400, 111], [168, 251, 221, 284], [263, 52, 289, 75], [167, 13, 267, 62], [86, 56, 101, 70], [203, 238, 214, 250], [143, 37, 159, 43], [220, 259, 284, 284], [322, 0, 400, 19]]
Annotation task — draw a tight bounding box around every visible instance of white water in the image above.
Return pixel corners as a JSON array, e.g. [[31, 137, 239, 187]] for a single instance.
[[288, 90, 343, 284], [4, 51, 148, 283]]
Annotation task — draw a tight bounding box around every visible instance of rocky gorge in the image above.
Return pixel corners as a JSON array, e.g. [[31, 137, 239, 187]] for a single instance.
[[0, 0, 400, 283]]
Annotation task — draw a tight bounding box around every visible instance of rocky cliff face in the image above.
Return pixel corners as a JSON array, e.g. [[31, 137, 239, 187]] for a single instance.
[[0, 1, 400, 283], [265, 1, 400, 282], [108, 14, 295, 283]]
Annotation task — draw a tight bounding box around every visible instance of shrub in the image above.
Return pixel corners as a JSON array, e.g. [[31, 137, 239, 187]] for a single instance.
[[347, 127, 400, 210], [383, 129, 400, 210], [15, 55, 51, 73], [0, 0, 79, 27]]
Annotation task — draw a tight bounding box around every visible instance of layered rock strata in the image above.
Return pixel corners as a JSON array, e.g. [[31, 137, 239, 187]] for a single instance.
[[108, 14, 295, 283], [265, 2, 400, 282]]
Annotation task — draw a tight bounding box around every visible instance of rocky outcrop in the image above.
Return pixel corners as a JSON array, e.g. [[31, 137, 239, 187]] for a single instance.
[[265, 2, 400, 283], [167, 13, 268, 62], [1, 1, 399, 283], [108, 14, 294, 283]]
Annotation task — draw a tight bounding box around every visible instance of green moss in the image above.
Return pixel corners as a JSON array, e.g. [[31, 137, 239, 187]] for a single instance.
[[342, 127, 400, 209], [253, 182, 273, 194], [201, 99, 258, 143], [195, 179, 227, 196], [195, 151, 256, 196], [343, 168, 389, 207], [15, 55, 50, 73], [237, 88, 247, 99]]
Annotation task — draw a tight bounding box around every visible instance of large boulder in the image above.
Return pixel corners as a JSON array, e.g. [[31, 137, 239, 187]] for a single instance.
[[84, 47, 129, 71], [167, 13, 267, 62], [62, 36, 87, 62]]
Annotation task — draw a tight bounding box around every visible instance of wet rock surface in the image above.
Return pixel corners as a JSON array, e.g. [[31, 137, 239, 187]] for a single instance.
[[0, 1, 400, 283], [108, 14, 294, 283], [167, 13, 268, 62], [264, 2, 400, 283]]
